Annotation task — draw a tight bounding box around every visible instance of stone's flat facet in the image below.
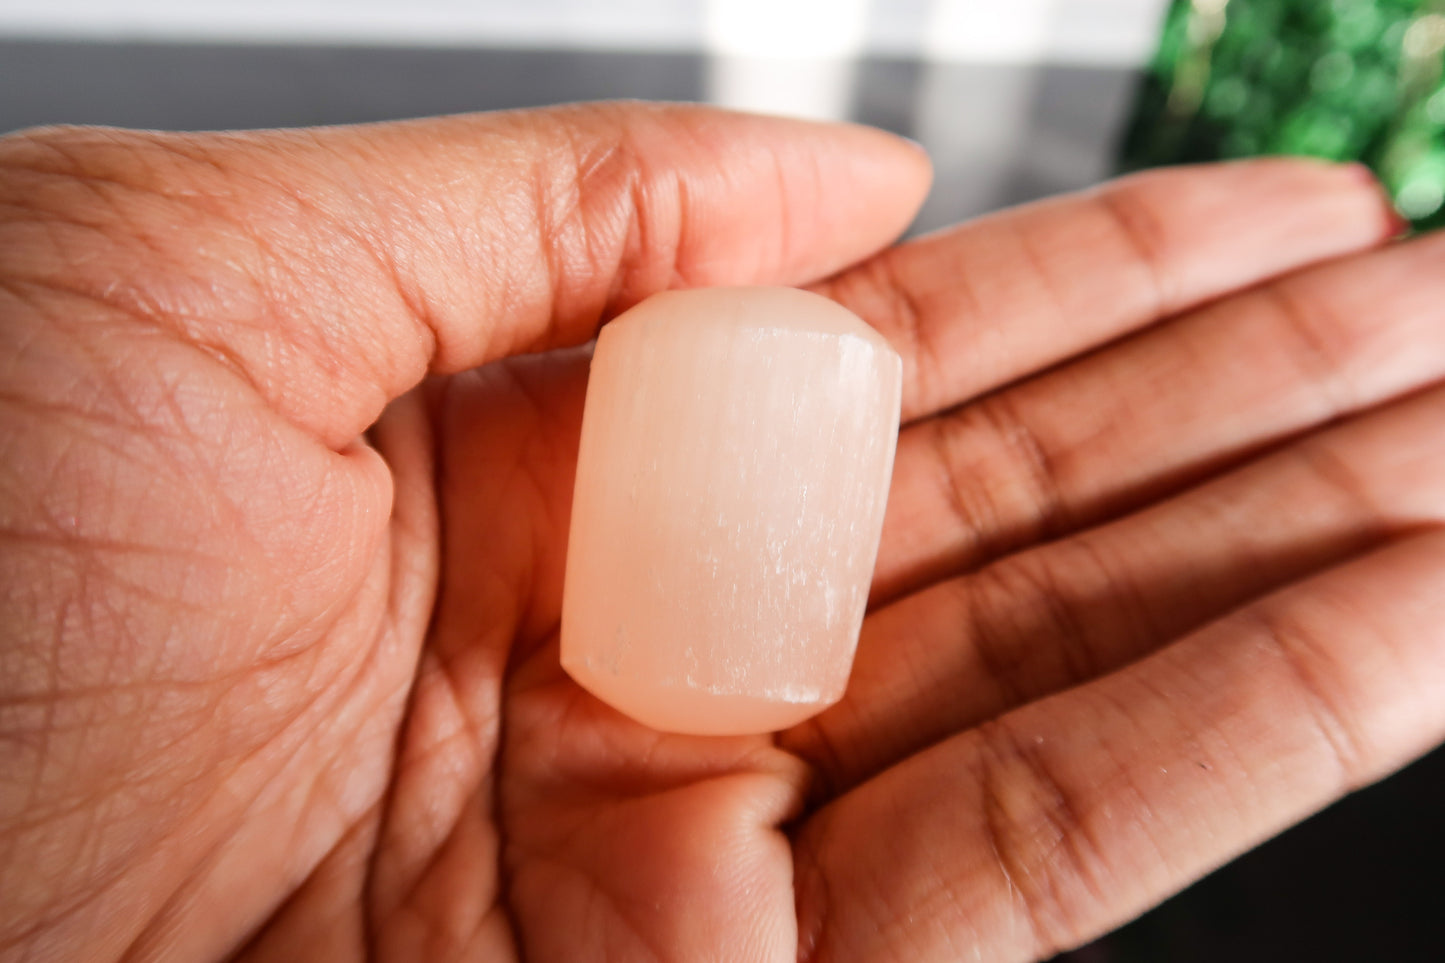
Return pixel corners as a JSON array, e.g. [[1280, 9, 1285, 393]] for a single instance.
[[560, 287, 902, 736]]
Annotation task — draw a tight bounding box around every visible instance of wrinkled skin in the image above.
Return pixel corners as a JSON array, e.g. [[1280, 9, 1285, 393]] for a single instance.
[[2, 103, 1444, 963]]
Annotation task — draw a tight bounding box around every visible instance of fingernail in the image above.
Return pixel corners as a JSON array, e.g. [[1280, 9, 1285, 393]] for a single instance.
[[1341, 161, 1381, 188], [1342, 163, 1412, 238], [1386, 206, 1414, 239]]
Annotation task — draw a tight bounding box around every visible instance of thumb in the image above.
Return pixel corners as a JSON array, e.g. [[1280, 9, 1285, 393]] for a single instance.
[[0, 102, 931, 447]]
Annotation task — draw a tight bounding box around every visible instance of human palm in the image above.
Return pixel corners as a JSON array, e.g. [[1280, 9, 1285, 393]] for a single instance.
[[3, 104, 1444, 963]]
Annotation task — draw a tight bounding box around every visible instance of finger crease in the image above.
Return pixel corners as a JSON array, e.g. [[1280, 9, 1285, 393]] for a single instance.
[[1093, 189, 1170, 319], [877, 254, 942, 417], [975, 720, 1101, 957], [1258, 282, 1355, 417], [1248, 608, 1362, 793], [978, 392, 1069, 541]]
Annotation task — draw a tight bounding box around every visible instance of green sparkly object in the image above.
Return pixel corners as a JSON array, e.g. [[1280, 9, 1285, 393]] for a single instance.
[[1121, 0, 1445, 232]]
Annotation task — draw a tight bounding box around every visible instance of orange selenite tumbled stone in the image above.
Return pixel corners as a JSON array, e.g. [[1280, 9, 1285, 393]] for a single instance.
[[560, 287, 902, 735]]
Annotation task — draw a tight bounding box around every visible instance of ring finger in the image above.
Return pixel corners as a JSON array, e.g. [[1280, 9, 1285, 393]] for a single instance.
[[785, 378, 1445, 792]]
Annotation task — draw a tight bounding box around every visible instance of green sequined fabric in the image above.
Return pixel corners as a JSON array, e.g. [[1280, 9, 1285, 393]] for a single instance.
[[1122, 0, 1445, 232]]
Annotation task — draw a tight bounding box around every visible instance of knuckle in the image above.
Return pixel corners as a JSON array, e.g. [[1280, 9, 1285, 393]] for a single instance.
[[1247, 604, 1364, 788], [971, 554, 1096, 701], [1257, 281, 1357, 413], [974, 392, 1069, 538], [974, 719, 1103, 953], [1093, 181, 1174, 312]]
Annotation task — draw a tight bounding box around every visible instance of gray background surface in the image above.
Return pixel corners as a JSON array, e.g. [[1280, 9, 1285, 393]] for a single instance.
[[0, 40, 1137, 230]]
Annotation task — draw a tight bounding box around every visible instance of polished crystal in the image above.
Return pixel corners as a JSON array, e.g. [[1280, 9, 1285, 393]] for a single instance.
[[561, 287, 901, 735]]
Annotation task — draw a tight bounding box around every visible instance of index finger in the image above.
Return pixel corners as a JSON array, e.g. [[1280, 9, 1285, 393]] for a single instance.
[[816, 159, 1400, 423]]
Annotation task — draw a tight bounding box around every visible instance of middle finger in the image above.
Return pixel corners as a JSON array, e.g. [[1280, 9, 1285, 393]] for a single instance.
[[786, 379, 1445, 792], [873, 229, 1445, 603]]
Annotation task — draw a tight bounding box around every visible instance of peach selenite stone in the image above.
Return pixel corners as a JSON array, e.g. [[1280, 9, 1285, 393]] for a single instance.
[[560, 287, 902, 735]]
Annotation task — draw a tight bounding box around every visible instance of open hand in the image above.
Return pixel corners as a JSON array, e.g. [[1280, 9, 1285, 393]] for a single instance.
[[1, 103, 1440, 962]]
